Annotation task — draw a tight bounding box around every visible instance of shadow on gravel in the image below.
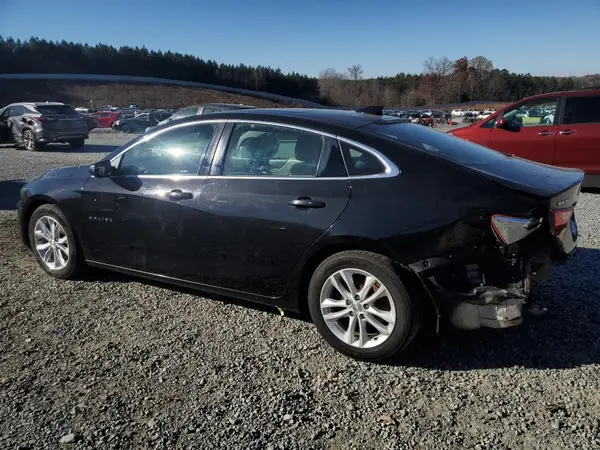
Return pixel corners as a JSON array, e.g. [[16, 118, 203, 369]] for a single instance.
[[82, 268, 307, 322], [79, 247, 600, 371], [0, 143, 118, 153], [0, 180, 26, 210], [393, 247, 600, 371], [39, 143, 118, 153]]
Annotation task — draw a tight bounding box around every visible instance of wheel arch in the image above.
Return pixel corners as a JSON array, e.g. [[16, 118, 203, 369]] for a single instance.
[[21, 195, 57, 248], [293, 237, 438, 328]]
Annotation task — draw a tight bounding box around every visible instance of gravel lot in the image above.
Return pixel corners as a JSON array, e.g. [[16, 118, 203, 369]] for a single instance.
[[1, 130, 600, 449]]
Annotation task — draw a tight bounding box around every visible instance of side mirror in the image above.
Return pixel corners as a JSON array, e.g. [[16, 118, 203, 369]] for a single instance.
[[497, 116, 521, 132], [89, 160, 114, 178]]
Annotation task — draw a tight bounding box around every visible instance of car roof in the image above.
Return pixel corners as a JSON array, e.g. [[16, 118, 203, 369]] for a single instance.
[[12, 102, 65, 106], [180, 108, 384, 131]]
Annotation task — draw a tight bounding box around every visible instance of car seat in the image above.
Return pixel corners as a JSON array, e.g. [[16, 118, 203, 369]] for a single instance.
[[289, 134, 324, 176]]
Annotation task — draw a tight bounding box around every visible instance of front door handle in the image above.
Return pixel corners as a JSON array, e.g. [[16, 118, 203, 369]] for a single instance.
[[289, 196, 326, 209], [538, 130, 554, 136], [166, 189, 193, 200], [559, 129, 576, 136]]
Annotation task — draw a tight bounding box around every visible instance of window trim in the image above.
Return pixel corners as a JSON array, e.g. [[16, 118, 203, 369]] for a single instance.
[[209, 119, 399, 180]]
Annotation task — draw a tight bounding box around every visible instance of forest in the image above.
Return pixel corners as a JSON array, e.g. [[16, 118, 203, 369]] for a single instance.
[[1, 37, 598, 108]]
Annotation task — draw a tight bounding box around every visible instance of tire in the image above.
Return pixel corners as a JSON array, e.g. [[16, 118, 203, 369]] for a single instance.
[[22, 129, 43, 151], [307, 250, 421, 362], [121, 124, 131, 133], [28, 204, 84, 279], [69, 139, 85, 149]]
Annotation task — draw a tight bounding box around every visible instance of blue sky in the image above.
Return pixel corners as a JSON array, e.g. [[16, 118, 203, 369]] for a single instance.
[[1, 0, 599, 78]]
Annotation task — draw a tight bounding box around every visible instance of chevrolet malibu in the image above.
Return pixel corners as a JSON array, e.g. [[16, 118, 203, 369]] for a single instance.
[[16, 108, 582, 361]]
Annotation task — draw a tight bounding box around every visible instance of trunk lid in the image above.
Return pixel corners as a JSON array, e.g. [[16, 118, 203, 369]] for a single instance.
[[470, 155, 584, 204]]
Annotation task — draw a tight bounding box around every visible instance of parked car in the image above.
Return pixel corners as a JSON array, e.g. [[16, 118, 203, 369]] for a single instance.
[[145, 103, 257, 133], [16, 108, 582, 361], [80, 113, 99, 132], [112, 111, 172, 133], [451, 109, 465, 117], [448, 89, 600, 187], [75, 106, 89, 113], [0, 102, 89, 150], [91, 111, 120, 128]]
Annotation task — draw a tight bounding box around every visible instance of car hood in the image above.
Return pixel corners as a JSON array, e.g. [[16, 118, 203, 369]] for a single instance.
[[42, 165, 90, 179]]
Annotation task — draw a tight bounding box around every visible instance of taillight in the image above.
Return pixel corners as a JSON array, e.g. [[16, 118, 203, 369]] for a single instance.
[[490, 215, 542, 245], [36, 116, 55, 123], [549, 208, 574, 236]]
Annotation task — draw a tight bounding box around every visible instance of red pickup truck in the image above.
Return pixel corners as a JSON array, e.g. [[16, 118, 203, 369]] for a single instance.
[[448, 89, 600, 187]]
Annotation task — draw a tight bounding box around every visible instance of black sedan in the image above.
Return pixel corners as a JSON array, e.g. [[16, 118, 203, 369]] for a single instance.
[[112, 111, 172, 133], [16, 108, 583, 361]]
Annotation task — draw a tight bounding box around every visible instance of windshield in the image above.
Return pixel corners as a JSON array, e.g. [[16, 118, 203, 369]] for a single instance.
[[360, 122, 509, 168], [35, 104, 77, 115]]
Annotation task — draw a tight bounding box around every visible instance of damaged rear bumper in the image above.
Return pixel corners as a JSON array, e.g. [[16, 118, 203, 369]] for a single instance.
[[447, 286, 526, 330], [410, 246, 556, 332]]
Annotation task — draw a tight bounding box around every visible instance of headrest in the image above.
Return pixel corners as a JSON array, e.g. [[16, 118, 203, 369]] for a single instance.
[[295, 134, 323, 162]]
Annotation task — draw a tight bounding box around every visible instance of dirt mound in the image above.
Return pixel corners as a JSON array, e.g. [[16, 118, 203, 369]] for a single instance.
[[0, 80, 302, 110]]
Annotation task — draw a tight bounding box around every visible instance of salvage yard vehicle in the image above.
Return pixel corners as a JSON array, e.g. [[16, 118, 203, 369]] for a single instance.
[[0, 102, 89, 150], [448, 89, 600, 187], [145, 103, 257, 133], [16, 108, 583, 361], [112, 111, 172, 133]]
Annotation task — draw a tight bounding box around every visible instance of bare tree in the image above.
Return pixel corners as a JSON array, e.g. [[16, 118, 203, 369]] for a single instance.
[[467, 56, 493, 99], [347, 64, 364, 81], [318, 68, 346, 103], [423, 57, 454, 104]]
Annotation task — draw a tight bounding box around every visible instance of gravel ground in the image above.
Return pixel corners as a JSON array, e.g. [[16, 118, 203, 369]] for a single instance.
[[1, 130, 600, 449]]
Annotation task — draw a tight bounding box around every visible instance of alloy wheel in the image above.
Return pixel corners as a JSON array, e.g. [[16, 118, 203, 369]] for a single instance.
[[34, 216, 69, 271], [319, 268, 396, 348], [23, 131, 35, 150]]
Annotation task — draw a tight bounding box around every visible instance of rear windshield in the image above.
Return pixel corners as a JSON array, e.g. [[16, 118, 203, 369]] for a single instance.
[[361, 122, 507, 167], [35, 105, 77, 115]]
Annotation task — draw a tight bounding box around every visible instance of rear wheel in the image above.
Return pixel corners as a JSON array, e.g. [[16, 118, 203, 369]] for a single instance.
[[28, 204, 84, 279], [22, 130, 44, 151], [308, 250, 420, 361], [69, 139, 85, 149]]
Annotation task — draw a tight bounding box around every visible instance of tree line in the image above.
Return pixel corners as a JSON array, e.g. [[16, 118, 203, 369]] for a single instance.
[[0, 37, 321, 102], [320, 58, 599, 108], [1, 37, 598, 108]]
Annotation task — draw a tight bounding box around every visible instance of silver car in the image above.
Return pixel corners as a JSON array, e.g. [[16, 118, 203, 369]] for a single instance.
[[0, 102, 89, 151], [144, 103, 257, 133]]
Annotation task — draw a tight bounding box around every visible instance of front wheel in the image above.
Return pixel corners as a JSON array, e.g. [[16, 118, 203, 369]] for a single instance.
[[28, 204, 84, 279], [308, 250, 420, 361], [121, 124, 131, 133]]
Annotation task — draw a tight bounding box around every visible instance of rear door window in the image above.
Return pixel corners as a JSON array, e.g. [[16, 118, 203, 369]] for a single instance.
[[222, 123, 332, 177], [11, 105, 26, 116], [563, 96, 600, 124]]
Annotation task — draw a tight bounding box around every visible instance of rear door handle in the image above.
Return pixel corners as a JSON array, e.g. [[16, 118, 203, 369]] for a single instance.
[[289, 196, 326, 209], [166, 189, 193, 200], [538, 130, 554, 136], [559, 129, 576, 136]]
